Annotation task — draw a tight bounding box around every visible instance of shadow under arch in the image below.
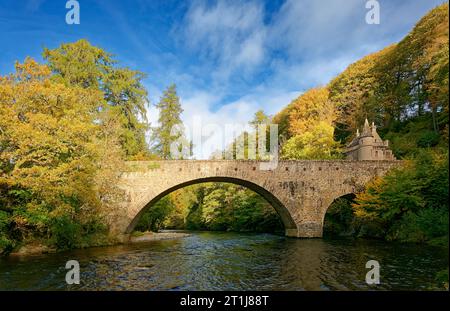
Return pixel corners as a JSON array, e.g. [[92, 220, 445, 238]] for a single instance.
[[125, 176, 298, 234], [322, 192, 357, 237]]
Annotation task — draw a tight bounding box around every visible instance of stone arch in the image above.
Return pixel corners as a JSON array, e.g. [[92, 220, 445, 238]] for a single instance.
[[125, 176, 298, 234]]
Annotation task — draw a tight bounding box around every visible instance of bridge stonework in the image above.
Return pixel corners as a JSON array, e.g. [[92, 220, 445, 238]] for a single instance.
[[113, 160, 399, 239]]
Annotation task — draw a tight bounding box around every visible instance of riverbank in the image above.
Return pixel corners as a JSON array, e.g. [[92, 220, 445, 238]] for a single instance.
[[7, 233, 117, 257], [8, 243, 56, 256], [4, 231, 190, 257], [129, 231, 191, 243]]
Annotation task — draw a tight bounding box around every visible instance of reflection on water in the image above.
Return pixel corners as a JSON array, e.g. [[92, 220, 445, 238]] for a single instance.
[[0, 232, 447, 290]]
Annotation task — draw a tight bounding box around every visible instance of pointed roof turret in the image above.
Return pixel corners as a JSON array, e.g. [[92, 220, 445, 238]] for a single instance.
[[371, 121, 382, 141], [364, 118, 369, 129], [361, 118, 371, 136]]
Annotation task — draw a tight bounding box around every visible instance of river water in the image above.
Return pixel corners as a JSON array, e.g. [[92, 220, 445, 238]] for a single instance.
[[0, 231, 447, 290]]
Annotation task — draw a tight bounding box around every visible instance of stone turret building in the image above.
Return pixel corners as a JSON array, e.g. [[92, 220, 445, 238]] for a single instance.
[[344, 119, 396, 161]]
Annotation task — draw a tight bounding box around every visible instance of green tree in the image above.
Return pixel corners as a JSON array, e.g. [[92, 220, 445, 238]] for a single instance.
[[222, 110, 272, 160], [250, 110, 270, 129], [152, 84, 186, 159], [353, 149, 448, 244], [135, 196, 175, 232], [323, 196, 356, 237], [43, 39, 149, 158], [272, 103, 294, 143], [135, 182, 284, 234], [372, 3, 449, 130], [250, 110, 272, 160], [328, 47, 392, 142]]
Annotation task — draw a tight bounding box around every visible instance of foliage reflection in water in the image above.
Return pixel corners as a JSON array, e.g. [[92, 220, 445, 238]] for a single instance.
[[0, 232, 447, 290]]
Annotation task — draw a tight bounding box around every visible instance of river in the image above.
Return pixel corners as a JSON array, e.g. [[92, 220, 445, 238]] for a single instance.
[[0, 231, 447, 290]]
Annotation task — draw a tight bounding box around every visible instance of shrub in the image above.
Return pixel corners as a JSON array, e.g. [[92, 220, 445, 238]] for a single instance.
[[417, 130, 440, 148], [0, 235, 14, 255], [388, 208, 449, 243], [50, 216, 81, 250]]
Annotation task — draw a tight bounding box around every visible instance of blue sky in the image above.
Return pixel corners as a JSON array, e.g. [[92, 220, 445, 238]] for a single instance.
[[0, 0, 445, 157]]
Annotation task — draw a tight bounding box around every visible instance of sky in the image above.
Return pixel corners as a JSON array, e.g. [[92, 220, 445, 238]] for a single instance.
[[0, 0, 445, 158]]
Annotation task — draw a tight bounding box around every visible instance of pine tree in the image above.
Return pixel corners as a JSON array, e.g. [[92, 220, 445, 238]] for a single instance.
[[152, 84, 185, 159], [249, 110, 271, 160]]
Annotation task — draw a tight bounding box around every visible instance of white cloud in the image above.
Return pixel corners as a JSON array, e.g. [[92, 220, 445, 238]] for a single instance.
[[181, 92, 253, 159], [180, 0, 267, 79], [147, 86, 300, 159], [147, 0, 446, 159], [182, 87, 305, 159], [268, 0, 363, 58], [266, 53, 362, 91]]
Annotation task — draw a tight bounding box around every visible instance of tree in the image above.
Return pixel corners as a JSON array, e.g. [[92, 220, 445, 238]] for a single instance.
[[134, 196, 175, 232], [282, 121, 342, 159], [250, 110, 272, 160], [152, 84, 186, 159], [222, 110, 273, 160], [0, 58, 122, 251], [43, 39, 149, 158], [134, 182, 283, 233], [352, 149, 448, 244], [371, 4, 448, 131], [277, 3, 449, 160], [279, 87, 342, 159], [250, 109, 270, 129], [328, 47, 392, 142], [287, 87, 334, 136], [273, 103, 294, 140]]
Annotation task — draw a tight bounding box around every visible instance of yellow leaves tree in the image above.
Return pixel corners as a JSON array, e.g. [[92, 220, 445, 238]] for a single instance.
[[0, 58, 123, 247], [280, 87, 342, 159], [282, 121, 341, 159], [328, 46, 395, 142], [287, 87, 334, 136], [352, 177, 386, 221]]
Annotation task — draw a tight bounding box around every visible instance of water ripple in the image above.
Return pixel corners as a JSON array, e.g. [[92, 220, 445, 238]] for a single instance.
[[0, 232, 447, 290]]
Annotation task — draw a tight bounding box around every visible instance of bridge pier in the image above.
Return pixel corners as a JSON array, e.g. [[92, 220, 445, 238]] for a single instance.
[[285, 228, 301, 237], [285, 222, 323, 238]]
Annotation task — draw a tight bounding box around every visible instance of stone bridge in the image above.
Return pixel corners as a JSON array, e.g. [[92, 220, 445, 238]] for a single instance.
[[113, 160, 399, 238]]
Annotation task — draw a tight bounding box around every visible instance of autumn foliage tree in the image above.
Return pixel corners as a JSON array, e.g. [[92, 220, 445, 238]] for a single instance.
[[352, 150, 448, 244], [273, 4, 448, 248], [43, 39, 150, 158], [279, 87, 342, 159], [0, 58, 124, 253]]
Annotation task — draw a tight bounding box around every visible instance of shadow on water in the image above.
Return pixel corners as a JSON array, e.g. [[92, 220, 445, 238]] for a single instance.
[[0, 232, 447, 290]]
